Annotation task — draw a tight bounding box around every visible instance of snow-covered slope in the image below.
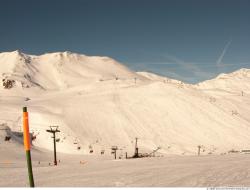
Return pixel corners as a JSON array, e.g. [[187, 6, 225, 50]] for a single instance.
[[196, 68, 250, 93], [0, 50, 146, 90], [1, 50, 250, 156], [137, 71, 181, 84]]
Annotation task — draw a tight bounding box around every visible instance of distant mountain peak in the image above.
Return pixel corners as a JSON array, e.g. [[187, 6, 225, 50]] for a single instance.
[[0, 51, 145, 90]]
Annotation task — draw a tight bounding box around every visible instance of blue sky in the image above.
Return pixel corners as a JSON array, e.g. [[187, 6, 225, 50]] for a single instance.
[[0, 0, 250, 83]]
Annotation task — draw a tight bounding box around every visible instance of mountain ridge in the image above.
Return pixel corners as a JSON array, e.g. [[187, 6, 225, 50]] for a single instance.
[[0, 50, 250, 156]]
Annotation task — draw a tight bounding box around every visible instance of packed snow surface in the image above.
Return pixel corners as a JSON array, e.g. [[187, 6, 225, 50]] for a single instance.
[[1, 50, 250, 156], [1, 132, 250, 187]]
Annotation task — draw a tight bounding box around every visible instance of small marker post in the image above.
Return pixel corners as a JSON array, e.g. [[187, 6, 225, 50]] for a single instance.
[[197, 145, 201, 156], [23, 107, 35, 187]]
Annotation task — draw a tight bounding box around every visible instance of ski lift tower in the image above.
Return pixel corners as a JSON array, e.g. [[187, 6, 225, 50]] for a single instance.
[[46, 126, 60, 165], [133, 137, 139, 158], [111, 146, 118, 159]]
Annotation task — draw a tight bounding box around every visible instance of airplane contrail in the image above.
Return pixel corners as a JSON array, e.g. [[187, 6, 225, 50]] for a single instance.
[[216, 40, 232, 67]]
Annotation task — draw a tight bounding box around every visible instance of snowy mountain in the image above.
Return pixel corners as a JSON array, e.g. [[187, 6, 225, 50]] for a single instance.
[[0, 50, 146, 90], [1, 50, 250, 156]]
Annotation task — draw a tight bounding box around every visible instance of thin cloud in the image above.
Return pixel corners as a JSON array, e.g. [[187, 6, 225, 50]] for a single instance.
[[162, 53, 213, 79], [216, 39, 232, 67], [145, 67, 196, 83]]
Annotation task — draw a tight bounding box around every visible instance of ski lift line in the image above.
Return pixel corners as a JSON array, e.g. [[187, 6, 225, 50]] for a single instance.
[[26, 124, 54, 127], [0, 121, 52, 128], [100, 77, 140, 81], [2, 126, 59, 133]]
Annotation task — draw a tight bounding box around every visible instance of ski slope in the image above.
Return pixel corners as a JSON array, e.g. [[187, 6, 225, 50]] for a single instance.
[[1, 125, 250, 187], [1, 136, 250, 187], [1, 50, 250, 156]]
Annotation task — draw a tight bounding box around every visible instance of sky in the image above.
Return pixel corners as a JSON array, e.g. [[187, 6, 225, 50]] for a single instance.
[[0, 0, 250, 83]]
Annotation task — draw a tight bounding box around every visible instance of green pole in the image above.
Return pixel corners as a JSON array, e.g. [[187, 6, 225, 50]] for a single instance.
[[26, 150, 35, 187], [23, 107, 35, 187]]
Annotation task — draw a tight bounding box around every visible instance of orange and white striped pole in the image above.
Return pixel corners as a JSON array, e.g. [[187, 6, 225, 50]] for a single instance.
[[23, 107, 35, 187]]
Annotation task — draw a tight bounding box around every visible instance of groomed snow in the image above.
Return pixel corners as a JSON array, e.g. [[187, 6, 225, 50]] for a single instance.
[[1, 51, 250, 186], [1, 141, 250, 187], [1, 51, 250, 155]]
